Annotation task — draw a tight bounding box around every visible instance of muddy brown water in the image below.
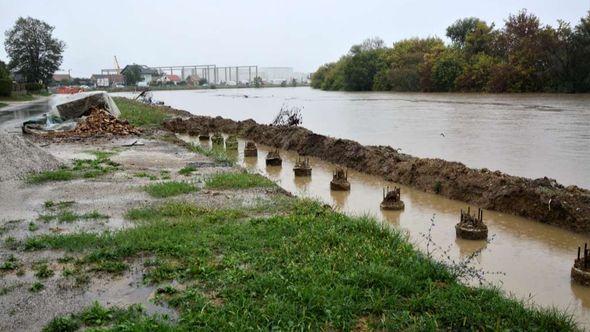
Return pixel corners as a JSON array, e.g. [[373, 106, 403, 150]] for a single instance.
[[116, 88, 590, 189], [180, 134, 590, 327]]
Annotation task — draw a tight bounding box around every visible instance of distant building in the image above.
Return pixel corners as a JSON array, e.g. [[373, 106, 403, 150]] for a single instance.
[[120, 64, 159, 86], [52, 73, 71, 83], [258, 67, 294, 83], [90, 74, 124, 87], [158, 74, 181, 85]]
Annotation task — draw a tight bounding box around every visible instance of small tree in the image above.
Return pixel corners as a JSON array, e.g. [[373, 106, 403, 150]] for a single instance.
[[4, 17, 65, 84], [198, 77, 208, 86], [252, 76, 263, 88], [123, 64, 142, 85]]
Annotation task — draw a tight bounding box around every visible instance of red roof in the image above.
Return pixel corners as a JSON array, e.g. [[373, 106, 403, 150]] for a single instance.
[[166, 74, 181, 82]]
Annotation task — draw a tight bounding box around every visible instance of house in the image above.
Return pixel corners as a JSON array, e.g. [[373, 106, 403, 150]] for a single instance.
[[90, 74, 124, 87], [52, 73, 71, 83], [120, 64, 159, 86], [158, 74, 181, 85]]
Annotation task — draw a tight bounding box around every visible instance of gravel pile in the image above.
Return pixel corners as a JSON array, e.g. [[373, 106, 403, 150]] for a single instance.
[[0, 130, 61, 181]]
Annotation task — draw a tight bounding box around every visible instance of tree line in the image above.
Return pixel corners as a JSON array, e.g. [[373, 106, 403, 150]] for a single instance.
[[311, 10, 590, 93]]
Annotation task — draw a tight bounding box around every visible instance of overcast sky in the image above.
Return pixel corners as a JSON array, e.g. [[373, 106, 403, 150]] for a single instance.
[[0, 0, 588, 77]]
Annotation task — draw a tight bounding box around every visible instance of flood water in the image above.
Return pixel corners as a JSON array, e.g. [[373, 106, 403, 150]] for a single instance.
[[130, 87, 590, 189]]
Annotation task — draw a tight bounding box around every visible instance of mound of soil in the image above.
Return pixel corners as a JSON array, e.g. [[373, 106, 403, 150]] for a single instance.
[[0, 131, 61, 181], [164, 115, 590, 233]]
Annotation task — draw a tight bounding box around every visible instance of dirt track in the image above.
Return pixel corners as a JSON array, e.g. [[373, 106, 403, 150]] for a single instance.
[[163, 115, 590, 233]]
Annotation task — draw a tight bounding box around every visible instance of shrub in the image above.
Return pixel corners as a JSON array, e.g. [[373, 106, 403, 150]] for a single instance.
[[0, 79, 11, 97]]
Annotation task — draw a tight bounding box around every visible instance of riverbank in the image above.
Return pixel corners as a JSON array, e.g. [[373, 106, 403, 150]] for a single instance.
[[0, 99, 579, 330]]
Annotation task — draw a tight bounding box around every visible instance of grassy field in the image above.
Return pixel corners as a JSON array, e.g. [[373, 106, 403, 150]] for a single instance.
[[205, 171, 275, 189], [114, 97, 170, 128], [27, 151, 119, 184], [0, 102, 7, 109], [144, 181, 198, 198], [21, 196, 577, 331]]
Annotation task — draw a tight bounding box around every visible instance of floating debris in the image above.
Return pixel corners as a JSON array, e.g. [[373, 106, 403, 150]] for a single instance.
[[293, 156, 312, 176], [330, 167, 350, 191], [211, 133, 224, 145], [244, 141, 258, 157], [455, 207, 488, 240], [572, 243, 590, 286], [266, 149, 282, 166], [380, 186, 405, 210], [226, 135, 238, 150]]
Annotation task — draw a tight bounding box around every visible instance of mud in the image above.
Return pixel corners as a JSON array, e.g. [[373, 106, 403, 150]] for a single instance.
[[163, 115, 590, 233]]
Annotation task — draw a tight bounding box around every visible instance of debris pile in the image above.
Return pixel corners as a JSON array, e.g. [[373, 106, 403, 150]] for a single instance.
[[380, 186, 405, 210], [572, 243, 590, 286], [22, 91, 139, 141], [330, 168, 350, 191], [266, 149, 282, 166], [455, 207, 488, 240], [24, 107, 141, 140], [293, 156, 312, 176]]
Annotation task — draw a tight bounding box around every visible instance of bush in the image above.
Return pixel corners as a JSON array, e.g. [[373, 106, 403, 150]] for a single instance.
[[0, 79, 11, 97], [25, 82, 44, 92]]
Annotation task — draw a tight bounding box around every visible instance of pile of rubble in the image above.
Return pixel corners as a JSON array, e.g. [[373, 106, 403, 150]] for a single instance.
[[24, 108, 141, 140], [22, 91, 141, 141]]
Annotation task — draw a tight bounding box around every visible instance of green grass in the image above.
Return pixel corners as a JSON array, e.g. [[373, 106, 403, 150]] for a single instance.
[[178, 165, 197, 176], [188, 144, 235, 165], [0, 102, 7, 108], [144, 181, 198, 198], [27, 156, 119, 184], [205, 171, 275, 189], [29, 281, 44, 293], [28, 199, 577, 331], [113, 97, 170, 128], [0, 94, 35, 102]]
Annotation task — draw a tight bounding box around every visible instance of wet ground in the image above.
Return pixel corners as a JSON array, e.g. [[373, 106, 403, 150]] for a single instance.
[[0, 134, 282, 331]]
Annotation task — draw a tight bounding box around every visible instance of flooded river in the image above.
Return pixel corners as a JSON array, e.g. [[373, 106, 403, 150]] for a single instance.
[[138, 87, 590, 189], [177, 135, 590, 327]]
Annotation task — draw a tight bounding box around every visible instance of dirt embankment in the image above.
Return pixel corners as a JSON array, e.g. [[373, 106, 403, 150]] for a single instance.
[[163, 115, 590, 233]]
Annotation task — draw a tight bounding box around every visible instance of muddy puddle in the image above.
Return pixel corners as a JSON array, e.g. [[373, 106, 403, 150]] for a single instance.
[[178, 133, 590, 327]]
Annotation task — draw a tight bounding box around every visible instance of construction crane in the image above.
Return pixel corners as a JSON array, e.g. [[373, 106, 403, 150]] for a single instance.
[[113, 56, 121, 74]]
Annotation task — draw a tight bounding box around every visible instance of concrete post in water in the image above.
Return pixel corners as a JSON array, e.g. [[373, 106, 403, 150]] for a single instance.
[[330, 167, 350, 191], [572, 243, 590, 286], [266, 149, 282, 166], [455, 207, 488, 240], [380, 186, 405, 210], [293, 156, 312, 176], [244, 141, 258, 157]]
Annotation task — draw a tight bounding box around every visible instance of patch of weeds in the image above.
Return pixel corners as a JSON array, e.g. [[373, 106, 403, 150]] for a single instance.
[[135, 172, 158, 180], [44, 200, 75, 209], [434, 180, 442, 194], [42, 315, 80, 332], [34, 263, 55, 279], [115, 96, 170, 128], [28, 156, 120, 184], [188, 144, 235, 165], [29, 281, 44, 292], [28, 168, 74, 184], [0, 255, 19, 271], [57, 256, 75, 264], [4, 236, 18, 250], [43, 301, 172, 331], [205, 171, 275, 189], [0, 286, 15, 296], [80, 211, 109, 220], [85, 150, 117, 160], [178, 165, 197, 176], [144, 181, 198, 198], [28, 222, 39, 232]]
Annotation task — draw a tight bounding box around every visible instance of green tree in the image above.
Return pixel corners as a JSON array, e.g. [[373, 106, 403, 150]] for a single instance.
[[387, 38, 444, 91], [4, 17, 65, 84], [446, 17, 484, 47], [342, 38, 387, 91], [0, 60, 9, 78], [456, 53, 498, 91], [571, 11, 590, 91], [123, 64, 142, 85], [252, 76, 263, 88], [465, 21, 496, 55]]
